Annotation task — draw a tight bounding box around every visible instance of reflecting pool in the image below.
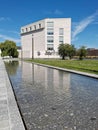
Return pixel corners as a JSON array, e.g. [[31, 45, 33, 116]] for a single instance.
[[5, 61, 98, 130]]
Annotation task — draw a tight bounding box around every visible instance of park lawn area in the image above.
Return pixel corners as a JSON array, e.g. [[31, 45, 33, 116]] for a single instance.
[[27, 59, 98, 74]]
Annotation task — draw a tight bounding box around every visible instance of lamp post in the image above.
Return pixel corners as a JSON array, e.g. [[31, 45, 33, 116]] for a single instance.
[[32, 34, 34, 59]]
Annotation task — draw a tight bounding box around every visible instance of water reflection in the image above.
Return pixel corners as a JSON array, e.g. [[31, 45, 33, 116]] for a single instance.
[[5, 61, 98, 130], [5, 61, 19, 75], [21, 62, 71, 94]]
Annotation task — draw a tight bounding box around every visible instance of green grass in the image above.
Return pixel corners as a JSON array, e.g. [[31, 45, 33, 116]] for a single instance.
[[27, 59, 98, 74]]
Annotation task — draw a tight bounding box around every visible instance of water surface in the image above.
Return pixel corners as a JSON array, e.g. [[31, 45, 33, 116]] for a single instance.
[[5, 61, 98, 130]]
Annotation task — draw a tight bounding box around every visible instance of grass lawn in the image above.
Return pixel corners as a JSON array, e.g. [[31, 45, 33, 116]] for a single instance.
[[27, 59, 98, 74]]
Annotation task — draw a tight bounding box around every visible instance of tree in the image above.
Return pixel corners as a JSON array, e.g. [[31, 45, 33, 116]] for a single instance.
[[0, 40, 18, 58], [58, 44, 67, 60], [65, 44, 76, 59], [77, 46, 87, 60], [58, 43, 76, 60]]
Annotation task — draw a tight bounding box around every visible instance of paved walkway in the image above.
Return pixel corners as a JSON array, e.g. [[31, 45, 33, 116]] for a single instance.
[[0, 57, 25, 130]]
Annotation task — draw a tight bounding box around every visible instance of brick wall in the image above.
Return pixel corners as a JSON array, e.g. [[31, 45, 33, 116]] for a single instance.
[[87, 49, 98, 56]]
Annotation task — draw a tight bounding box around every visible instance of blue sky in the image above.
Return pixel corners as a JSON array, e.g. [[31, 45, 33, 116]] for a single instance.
[[0, 0, 98, 48]]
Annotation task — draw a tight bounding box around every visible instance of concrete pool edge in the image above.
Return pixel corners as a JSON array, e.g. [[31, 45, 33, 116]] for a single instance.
[[0, 57, 25, 130], [31, 62, 98, 79]]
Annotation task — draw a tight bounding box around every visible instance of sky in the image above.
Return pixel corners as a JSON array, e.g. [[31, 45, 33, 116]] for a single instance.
[[0, 0, 98, 48]]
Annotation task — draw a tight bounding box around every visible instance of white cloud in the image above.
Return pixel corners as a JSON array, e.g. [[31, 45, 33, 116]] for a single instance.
[[0, 34, 20, 43], [72, 10, 98, 41], [0, 17, 11, 22], [72, 36, 79, 42]]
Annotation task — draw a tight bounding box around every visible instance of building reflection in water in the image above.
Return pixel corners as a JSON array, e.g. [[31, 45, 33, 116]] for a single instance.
[[21, 62, 71, 95]]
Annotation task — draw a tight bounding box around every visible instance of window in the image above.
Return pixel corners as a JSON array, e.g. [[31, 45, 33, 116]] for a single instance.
[[47, 28, 54, 35], [47, 47, 54, 50], [34, 25, 36, 30], [47, 21, 54, 27], [39, 24, 41, 28], [47, 32, 54, 35], [59, 28, 64, 35], [30, 27, 32, 31], [47, 44, 54, 50], [47, 40, 54, 43], [47, 36, 54, 43], [26, 28, 28, 32], [47, 36, 53, 40], [22, 29, 24, 33], [59, 36, 64, 43]]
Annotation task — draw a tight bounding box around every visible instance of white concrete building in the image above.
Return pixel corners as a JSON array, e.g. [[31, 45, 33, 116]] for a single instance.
[[21, 18, 71, 58]]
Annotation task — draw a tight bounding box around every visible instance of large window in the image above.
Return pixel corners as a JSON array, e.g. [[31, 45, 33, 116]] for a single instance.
[[34, 25, 36, 30], [22, 29, 24, 33], [47, 21, 54, 27], [59, 36, 64, 43], [47, 36, 54, 43], [47, 40, 54, 43], [59, 28, 64, 43], [26, 28, 28, 32], [47, 21, 54, 45], [47, 28, 54, 35], [39, 24, 41, 28], [47, 44, 54, 50], [59, 28, 64, 35], [30, 27, 32, 31]]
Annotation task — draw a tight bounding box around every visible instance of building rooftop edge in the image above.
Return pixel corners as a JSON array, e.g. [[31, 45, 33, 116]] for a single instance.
[[21, 18, 71, 28]]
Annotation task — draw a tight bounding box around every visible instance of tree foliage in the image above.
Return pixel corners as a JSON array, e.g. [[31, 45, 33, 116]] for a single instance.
[[58, 44, 67, 60], [58, 44, 76, 60], [5, 61, 19, 75], [0, 40, 18, 58], [65, 44, 76, 59], [77, 46, 87, 60]]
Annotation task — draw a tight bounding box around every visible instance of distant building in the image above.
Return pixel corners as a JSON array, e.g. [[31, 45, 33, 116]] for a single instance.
[[21, 18, 71, 58], [87, 48, 98, 56]]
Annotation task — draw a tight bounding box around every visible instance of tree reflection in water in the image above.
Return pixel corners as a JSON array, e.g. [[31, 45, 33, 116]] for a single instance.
[[5, 61, 19, 75]]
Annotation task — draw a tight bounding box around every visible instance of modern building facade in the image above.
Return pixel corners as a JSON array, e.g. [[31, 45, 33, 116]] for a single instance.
[[21, 18, 71, 58]]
